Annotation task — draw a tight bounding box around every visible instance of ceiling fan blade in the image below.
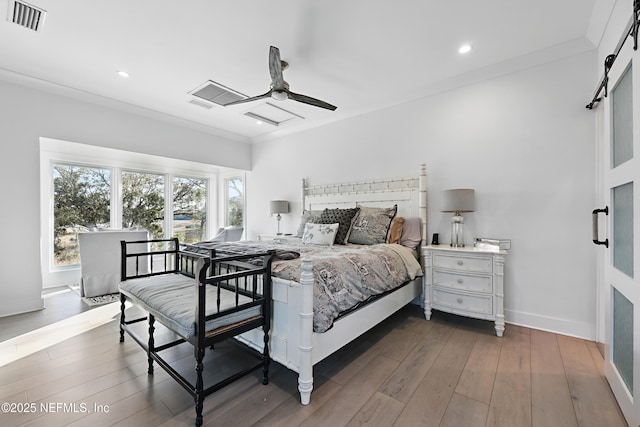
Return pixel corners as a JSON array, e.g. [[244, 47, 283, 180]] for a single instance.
[[223, 90, 272, 107], [287, 90, 337, 111], [269, 46, 284, 90]]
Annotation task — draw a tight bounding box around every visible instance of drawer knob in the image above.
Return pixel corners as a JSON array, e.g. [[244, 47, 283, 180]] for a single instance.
[[457, 260, 464, 265], [457, 298, 463, 304], [457, 279, 463, 284]]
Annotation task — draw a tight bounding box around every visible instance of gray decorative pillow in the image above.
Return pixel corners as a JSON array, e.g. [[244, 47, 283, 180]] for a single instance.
[[318, 207, 360, 245], [296, 210, 323, 237], [302, 223, 339, 246], [348, 205, 398, 245]]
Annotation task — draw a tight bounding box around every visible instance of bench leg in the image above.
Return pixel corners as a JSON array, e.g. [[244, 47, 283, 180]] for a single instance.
[[262, 326, 270, 385], [194, 346, 205, 427], [119, 294, 126, 343], [148, 314, 155, 375]]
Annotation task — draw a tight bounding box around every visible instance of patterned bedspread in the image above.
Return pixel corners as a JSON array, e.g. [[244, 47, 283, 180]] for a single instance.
[[185, 240, 423, 333]]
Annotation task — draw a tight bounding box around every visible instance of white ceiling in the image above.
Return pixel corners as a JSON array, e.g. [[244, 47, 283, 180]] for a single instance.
[[0, 0, 607, 143]]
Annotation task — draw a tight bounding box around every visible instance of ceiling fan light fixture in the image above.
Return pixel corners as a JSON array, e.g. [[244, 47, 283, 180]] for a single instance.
[[271, 91, 288, 101]]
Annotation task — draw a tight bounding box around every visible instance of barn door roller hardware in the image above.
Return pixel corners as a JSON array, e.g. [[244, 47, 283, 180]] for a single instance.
[[586, 0, 640, 110]]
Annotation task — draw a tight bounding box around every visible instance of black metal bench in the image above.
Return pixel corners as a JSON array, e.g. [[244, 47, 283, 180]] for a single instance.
[[118, 238, 274, 426]]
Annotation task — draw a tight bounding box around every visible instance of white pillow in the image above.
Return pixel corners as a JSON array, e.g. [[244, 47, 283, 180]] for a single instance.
[[302, 223, 339, 246]]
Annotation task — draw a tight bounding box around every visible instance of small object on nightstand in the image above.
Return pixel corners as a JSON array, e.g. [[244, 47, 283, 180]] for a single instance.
[[474, 238, 511, 251], [258, 234, 300, 243], [431, 233, 439, 245]]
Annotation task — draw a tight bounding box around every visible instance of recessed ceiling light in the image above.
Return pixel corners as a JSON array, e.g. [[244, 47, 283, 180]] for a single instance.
[[458, 44, 472, 54], [117, 70, 130, 78], [256, 120, 263, 125]]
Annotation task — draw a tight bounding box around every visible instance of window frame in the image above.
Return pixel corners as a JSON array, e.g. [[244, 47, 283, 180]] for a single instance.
[[221, 174, 246, 229]]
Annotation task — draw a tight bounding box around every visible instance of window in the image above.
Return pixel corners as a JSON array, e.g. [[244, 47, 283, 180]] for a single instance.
[[41, 139, 237, 288], [173, 176, 208, 244], [52, 164, 111, 267], [226, 177, 244, 227], [122, 170, 165, 239], [51, 165, 210, 267]]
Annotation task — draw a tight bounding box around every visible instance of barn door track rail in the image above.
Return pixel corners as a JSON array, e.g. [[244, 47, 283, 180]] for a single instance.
[[586, 0, 640, 110]]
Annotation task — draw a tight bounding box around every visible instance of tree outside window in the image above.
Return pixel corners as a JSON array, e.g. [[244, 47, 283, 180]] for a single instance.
[[173, 176, 207, 243], [52, 163, 213, 268], [121, 171, 165, 239], [53, 164, 111, 267]]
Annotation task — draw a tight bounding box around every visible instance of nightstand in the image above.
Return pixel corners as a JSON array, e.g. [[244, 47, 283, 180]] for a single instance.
[[422, 245, 507, 337], [257, 234, 301, 243]]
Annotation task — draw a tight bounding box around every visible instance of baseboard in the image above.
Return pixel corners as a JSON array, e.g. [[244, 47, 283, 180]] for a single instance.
[[505, 308, 595, 341], [0, 297, 45, 318]]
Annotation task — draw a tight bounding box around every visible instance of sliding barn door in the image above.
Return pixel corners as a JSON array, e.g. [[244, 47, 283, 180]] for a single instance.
[[600, 40, 640, 426]]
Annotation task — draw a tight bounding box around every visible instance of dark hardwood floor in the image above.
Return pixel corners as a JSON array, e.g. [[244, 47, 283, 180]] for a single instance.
[[0, 287, 94, 342], [0, 289, 628, 426]]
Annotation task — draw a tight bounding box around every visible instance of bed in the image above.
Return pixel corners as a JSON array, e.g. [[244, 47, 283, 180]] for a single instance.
[[187, 164, 428, 405]]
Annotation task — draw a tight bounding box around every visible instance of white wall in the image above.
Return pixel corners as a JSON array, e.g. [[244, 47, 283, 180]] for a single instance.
[[0, 79, 251, 317], [249, 51, 598, 339]]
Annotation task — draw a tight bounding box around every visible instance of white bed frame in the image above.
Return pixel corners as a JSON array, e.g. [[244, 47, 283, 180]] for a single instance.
[[238, 164, 427, 404]]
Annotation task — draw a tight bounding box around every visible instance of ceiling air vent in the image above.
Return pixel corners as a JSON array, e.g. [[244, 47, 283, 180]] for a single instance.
[[188, 99, 214, 110], [189, 80, 246, 106], [244, 102, 304, 127], [8, 1, 46, 32]]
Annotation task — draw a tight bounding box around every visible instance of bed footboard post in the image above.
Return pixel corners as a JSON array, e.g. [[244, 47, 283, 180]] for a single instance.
[[298, 258, 314, 405], [419, 163, 427, 248]]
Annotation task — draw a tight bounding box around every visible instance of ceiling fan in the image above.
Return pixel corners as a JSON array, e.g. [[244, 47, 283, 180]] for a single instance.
[[224, 46, 337, 111]]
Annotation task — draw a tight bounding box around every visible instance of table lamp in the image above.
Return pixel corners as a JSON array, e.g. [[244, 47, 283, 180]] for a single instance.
[[269, 200, 289, 235], [441, 189, 475, 247]]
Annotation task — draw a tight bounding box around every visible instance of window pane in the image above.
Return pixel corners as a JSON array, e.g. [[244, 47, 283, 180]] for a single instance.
[[227, 178, 243, 227], [613, 287, 634, 395], [612, 64, 633, 168], [122, 171, 165, 239], [613, 182, 634, 278], [173, 176, 207, 244], [53, 164, 111, 267]]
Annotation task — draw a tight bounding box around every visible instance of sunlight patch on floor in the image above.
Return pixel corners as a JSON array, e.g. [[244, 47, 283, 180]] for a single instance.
[[0, 302, 125, 367], [43, 287, 77, 298]]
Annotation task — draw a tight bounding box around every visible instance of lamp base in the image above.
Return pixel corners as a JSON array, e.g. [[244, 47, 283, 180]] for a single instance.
[[450, 214, 465, 247], [275, 213, 282, 235]]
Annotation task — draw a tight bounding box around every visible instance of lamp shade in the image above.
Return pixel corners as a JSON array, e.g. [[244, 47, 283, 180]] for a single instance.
[[269, 200, 289, 215], [441, 189, 475, 213]]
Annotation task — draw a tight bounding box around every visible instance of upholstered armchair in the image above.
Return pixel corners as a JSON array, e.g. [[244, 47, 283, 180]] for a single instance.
[[207, 226, 244, 242], [78, 229, 149, 297]]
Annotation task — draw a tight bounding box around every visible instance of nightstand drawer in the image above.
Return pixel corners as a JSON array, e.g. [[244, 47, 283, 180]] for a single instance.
[[433, 254, 492, 273], [433, 270, 492, 293], [432, 288, 493, 316]]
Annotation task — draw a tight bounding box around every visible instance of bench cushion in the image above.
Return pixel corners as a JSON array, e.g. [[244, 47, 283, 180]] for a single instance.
[[119, 274, 261, 339]]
